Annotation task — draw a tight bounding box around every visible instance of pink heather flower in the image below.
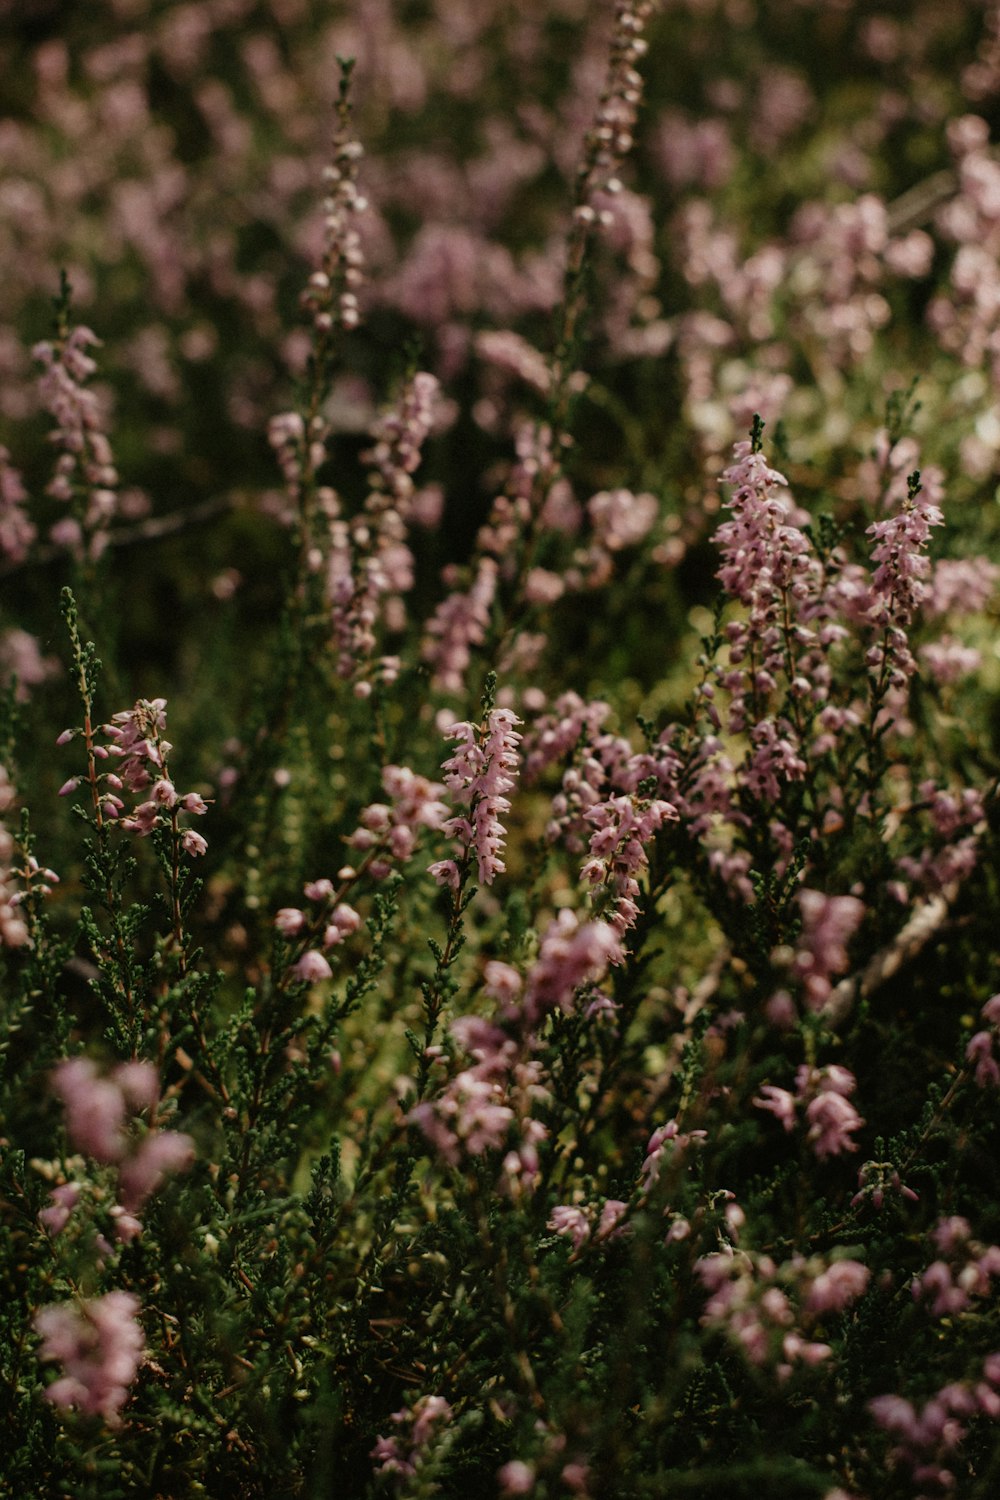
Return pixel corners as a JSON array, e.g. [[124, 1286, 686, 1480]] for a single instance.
[[582, 792, 677, 934], [498, 1460, 536, 1496], [433, 708, 522, 886], [753, 1084, 797, 1131], [587, 487, 658, 551], [291, 950, 332, 983], [52, 1059, 128, 1164], [275, 907, 306, 936], [640, 1119, 708, 1192], [521, 909, 623, 1027], [422, 556, 498, 696], [805, 1088, 863, 1159], [35, 1292, 144, 1425], [371, 1394, 452, 1477], [181, 829, 208, 857], [794, 889, 865, 1010], [596, 1199, 629, 1240], [806, 1260, 871, 1314], [39, 1183, 81, 1237], [117, 1130, 195, 1214], [549, 1204, 591, 1251], [868, 484, 945, 627]]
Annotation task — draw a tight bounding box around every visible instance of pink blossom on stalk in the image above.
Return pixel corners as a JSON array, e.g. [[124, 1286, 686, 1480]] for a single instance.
[[291, 949, 332, 983], [806, 1260, 870, 1314], [50, 1058, 193, 1224], [581, 791, 677, 934], [35, 1292, 144, 1424], [346, 764, 448, 878], [0, 446, 36, 563], [117, 1131, 196, 1214], [753, 1084, 797, 1132], [275, 907, 306, 936], [867, 475, 945, 629], [371, 1393, 452, 1478], [38, 1183, 80, 1237], [549, 1204, 590, 1251], [422, 556, 498, 696], [640, 1119, 707, 1192], [520, 909, 623, 1027], [33, 324, 123, 561], [799, 1068, 864, 1160], [52, 1059, 129, 1163], [431, 708, 521, 887], [794, 888, 865, 1011]]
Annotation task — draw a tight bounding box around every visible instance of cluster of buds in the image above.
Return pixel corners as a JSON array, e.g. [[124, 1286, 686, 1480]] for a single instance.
[[1, 763, 59, 947], [58, 698, 208, 855], [850, 1159, 919, 1213], [300, 62, 366, 336], [573, 0, 655, 230], [33, 323, 119, 560], [328, 373, 438, 683]]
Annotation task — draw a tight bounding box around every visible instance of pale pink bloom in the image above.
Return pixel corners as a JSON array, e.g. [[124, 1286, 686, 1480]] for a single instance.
[[118, 1130, 195, 1213], [754, 1085, 797, 1131], [549, 1204, 591, 1250], [371, 1393, 451, 1477], [275, 907, 306, 936], [53, 1058, 127, 1163], [805, 1089, 862, 1159], [181, 828, 208, 857], [806, 1260, 870, 1314], [794, 889, 865, 1010], [39, 1183, 80, 1236], [596, 1199, 629, 1240], [35, 1292, 144, 1425], [521, 910, 623, 1026], [434, 708, 521, 886], [291, 950, 332, 983], [498, 1460, 536, 1496]]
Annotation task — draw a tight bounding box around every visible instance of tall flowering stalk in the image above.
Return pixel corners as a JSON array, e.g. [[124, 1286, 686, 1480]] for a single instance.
[[429, 702, 522, 890], [33, 279, 122, 570]]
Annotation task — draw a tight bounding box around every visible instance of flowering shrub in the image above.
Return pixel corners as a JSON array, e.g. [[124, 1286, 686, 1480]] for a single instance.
[[3, 2, 1000, 1497]]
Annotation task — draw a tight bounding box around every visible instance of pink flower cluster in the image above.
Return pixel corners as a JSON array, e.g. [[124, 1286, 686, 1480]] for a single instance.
[[793, 888, 865, 1012], [964, 994, 1000, 1087], [35, 1291, 144, 1425], [581, 791, 677, 934], [911, 1216, 1000, 1318], [59, 698, 208, 854], [698, 1247, 869, 1377], [0, 445, 35, 564], [48, 1057, 194, 1234], [300, 78, 366, 338], [327, 371, 439, 684], [33, 324, 122, 561], [429, 707, 522, 888], [754, 1064, 864, 1160], [548, 1198, 628, 1253], [1, 762, 59, 947], [345, 763, 450, 879], [869, 1353, 1000, 1494], [371, 1394, 453, 1482]]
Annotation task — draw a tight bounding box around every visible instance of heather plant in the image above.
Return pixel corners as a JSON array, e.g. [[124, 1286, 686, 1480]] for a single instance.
[[3, 3, 1000, 1499]]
